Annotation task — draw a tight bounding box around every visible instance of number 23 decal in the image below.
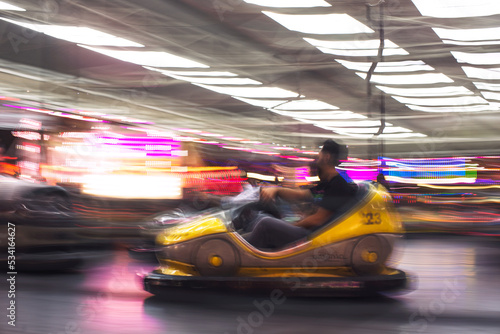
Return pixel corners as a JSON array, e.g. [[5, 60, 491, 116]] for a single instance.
[[360, 212, 381, 225]]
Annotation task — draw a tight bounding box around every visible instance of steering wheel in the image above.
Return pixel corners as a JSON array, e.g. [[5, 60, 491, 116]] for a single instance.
[[232, 200, 282, 231]]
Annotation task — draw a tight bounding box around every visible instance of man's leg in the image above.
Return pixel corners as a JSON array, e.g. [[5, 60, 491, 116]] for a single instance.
[[244, 216, 309, 249]]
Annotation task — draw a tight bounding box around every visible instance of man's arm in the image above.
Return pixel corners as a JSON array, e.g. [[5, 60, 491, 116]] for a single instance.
[[261, 187, 313, 203], [293, 207, 333, 229]]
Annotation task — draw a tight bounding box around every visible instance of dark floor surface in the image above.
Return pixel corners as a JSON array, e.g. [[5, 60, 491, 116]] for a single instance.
[[1, 235, 499, 334]]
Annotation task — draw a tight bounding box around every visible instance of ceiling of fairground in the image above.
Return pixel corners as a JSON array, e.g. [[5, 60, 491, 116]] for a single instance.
[[1, 0, 500, 159]]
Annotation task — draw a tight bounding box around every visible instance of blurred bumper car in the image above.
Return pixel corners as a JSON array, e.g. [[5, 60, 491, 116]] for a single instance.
[[129, 185, 264, 260], [128, 207, 197, 261], [144, 181, 411, 297], [0, 174, 102, 271]]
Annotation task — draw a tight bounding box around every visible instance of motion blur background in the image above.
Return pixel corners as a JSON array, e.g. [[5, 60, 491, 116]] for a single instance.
[[1, 0, 500, 234], [0, 1, 500, 334]]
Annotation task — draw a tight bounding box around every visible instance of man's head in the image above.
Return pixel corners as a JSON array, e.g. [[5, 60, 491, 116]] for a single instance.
[[318, 139, 347, 166], [316, 139, 347, 181]]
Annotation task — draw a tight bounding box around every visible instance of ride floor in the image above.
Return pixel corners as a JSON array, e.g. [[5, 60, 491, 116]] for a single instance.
[[1, 234, 499, 334]]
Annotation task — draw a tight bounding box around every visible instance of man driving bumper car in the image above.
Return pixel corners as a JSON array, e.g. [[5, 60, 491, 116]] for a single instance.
[[144, 137, 411, 297], [244, 139, 357, 249]]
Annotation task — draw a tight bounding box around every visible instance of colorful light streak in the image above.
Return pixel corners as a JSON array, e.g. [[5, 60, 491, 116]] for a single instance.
[[172, 127, 320, 159], [272, 147, 297, 151], [246, 172, 277, 182], [16, 143, 41, 154], [250, 150, 280, 156], [0, 96, 20, 101], [2, 103, 154, 125], [12, 131, 41, 141], [387, 176, 476, 184], [418, 184, 500, 190], [82, 174, 183, 199], [279, 155, 314, 162], [223, 146, 253, 151]]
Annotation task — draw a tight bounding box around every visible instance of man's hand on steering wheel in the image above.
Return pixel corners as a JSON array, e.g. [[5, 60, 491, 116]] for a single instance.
[[260, 187, 279, 203]]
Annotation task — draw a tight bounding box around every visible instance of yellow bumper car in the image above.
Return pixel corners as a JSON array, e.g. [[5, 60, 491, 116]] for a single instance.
[[143, 181, 409, 297]]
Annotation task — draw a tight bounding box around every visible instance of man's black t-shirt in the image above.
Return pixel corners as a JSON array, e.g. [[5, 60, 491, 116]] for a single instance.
[[309, 174, 357, 216], [244, 174, 357, 249]]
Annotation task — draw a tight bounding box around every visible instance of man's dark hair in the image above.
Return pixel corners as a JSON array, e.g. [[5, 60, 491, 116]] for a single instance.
[[320, 139, 348, 166]]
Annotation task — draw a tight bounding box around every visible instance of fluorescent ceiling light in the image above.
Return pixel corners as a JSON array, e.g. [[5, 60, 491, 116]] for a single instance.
[[412, 0, 500, 18], [145, 67, 236, 76], [165, 73, 261, 85], [376, 85, 473, 97], [1, 18, 143, 47], [333, 131, 425, 139], [406, 104, 497, 112], [356, 72, 454, 85], [330, 132, 374, 139], [488, 102, 500, 110], [79, 45, 209, 68], [305, 37, 408, 56], [451, 51, 500, 65], [273, 99, 339, 111], [292, 110, 367, 123], [441, 40, 500, 46], [194, 84, 299, 98], [321, 126, 412, 134], [233, 97, 288, 108], [336, 60, 433, 73], [433, 27, 500, 42], [147, 66, 255, 85], [379, 132, 427, 138], [0, 1, 25, 10], [379, 127, 413, 133], [244, 0, 330, 7], [474, 82, 500, 92], [462, 66, 500, 80], [392, 95, 488, 106], [263, 12, 374, 34], [334, 132, 376, 138], [481, 91, 500, 101], [305, 38, 398, 49], [316, 46, 408, 57], [320, 127, 382, 134], [276, 111, 366, 119], [314, 120, 384, 127]]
